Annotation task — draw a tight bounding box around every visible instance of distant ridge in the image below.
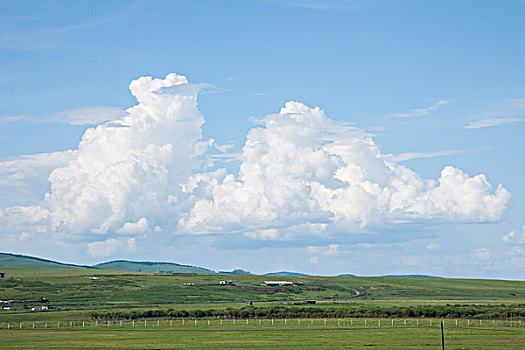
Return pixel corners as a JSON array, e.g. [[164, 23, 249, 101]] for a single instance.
[[0, 252, 91, 269], [263, 271, 309, 276], [382, 274, 441, 278], [0, 252, 442, 278], [218, 269, 253, 275], [0, 253, 215, 274], [94, 260, 216, 274]]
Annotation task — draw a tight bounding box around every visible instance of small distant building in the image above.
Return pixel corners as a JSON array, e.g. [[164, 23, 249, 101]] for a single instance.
[[246, 301, 253, 305], [219, 280, 234, 285], [0, 273, 4, 278], [261, 281, 295, 286]]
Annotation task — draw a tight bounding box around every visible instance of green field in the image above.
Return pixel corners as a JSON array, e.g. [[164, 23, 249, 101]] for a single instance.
[[1, 264, 524, 348], [0, 321, 524, 349]]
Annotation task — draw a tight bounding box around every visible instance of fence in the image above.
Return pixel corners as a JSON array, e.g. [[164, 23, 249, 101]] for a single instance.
[[1, 318, 523, 330]]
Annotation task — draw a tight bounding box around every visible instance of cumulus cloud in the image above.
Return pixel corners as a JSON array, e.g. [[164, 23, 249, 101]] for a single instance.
[[87, 238, 124, 257], [178, 101, 509, 235], [307, 244, 339, 256], [244, 228, 283, 240], [0, 73, 511, 249], [463, 117, 524, 129], [43, 73, 207, 235], [0, 151, 75, 208], [117, 217, 150, 235], [391, 99, 450, 118]]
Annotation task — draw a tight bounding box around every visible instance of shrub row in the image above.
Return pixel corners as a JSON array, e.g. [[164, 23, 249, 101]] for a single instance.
[[91, 304, 525, 320]]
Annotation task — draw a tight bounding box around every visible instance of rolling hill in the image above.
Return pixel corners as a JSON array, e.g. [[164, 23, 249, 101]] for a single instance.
[[94, 260, 216, 274], [263, 271, 309, 276], [0, 252, 90, 269]]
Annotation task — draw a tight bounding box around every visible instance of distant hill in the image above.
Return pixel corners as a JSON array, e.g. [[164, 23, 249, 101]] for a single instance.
[[383, 274, 441, 278], [263, 271, 309, 276], [218, 269, 253, 275], [94, 260, 216, 274], [337, 274, 356, 277], [0, 252, 89, 269]]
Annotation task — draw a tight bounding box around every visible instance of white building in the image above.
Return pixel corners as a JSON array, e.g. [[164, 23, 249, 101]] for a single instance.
[[261, 281, 295, 286]]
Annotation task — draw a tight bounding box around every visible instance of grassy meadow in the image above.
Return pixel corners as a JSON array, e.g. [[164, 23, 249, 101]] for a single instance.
[[0, 265, 524, 348], [0, 320, 524, 349]]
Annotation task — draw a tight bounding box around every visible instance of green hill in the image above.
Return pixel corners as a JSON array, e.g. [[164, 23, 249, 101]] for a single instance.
[[94, 260, 216, 274], [218, 269, 253, 275], [0, 252, 88, 269], [264, 271, 309, 276]]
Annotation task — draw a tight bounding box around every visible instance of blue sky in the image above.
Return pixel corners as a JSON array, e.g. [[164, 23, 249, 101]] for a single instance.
[[1, 0, 524, 279]]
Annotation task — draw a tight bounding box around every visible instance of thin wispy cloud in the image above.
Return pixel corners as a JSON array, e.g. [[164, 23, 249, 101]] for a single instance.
[[390, 149, 465, 162], [268, 0, 371, 10], [0, 106, 127, 126], [391, 99, 451, 118], [0, 115, 26, 123], [463, 117, 524, 129], [508, 98, 525, 109]]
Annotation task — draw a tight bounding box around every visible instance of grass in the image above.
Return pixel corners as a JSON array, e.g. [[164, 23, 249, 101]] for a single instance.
[[0, 321, 523, 349], [1, 265, 524, 348], [1, 266, 524, 321]]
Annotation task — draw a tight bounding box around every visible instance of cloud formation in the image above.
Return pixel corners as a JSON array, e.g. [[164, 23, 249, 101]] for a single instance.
[[502, 225, 525, 245], [463, 117, 524, 129], [0, 73, 511, 257], [508, 98, 525, 109], [179, 101, 509, 235], [1, 106, 127, 125], [391, 99, 450, 118], [51, 106, 127, 125]]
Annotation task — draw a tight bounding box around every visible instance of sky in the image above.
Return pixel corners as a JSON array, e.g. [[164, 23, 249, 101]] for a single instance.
[[0, 0, 524, 279]]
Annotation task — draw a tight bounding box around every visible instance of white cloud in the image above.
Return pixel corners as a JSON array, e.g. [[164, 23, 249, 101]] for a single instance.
[[503, 230, 516, 243], [127, 237, 137, 251], [51, 106, 127, 125], [0, 151, 75, 208], [179, 101, 509, 234], [390, 149, 463, 162], [41, 73, 208, 235], [391, 99, 450, 118], [0, 73, 511, 249], [471, 248, 491, 261], [87, 238, 123, 258], [463, 117, 524, 129], [307, 244, 339, 256], [508, 98, 525, 109], [117, 217, 149, 235], [426, 243, 439, 251], [270, 0, 369, 10], [502, 225, 525, 245], [0, 115, 26, 123], [244, 228, 282, 240], [0, 107, 126, 126]]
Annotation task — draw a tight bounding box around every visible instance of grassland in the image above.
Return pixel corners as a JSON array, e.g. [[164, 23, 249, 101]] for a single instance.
[[1, 265, 524, 349], [0, 321, 524, 349]]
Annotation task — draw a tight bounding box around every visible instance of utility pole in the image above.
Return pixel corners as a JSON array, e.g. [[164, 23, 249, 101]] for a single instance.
[[441, 320, 445, 350]]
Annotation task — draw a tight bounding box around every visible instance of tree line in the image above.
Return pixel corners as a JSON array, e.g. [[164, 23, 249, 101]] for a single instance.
[[92, 304, 525, 320]]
